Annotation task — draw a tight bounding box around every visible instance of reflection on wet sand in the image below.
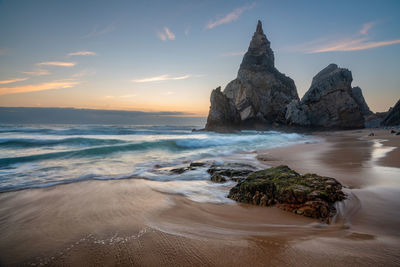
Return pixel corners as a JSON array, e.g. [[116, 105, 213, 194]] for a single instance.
[[320, 136, 374, 172]]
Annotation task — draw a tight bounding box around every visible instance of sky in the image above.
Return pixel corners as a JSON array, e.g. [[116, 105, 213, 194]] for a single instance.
[[0, 0, 399, 116]]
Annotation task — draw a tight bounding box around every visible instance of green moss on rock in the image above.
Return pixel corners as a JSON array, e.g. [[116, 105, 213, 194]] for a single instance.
[[227, 165, 345, 221]]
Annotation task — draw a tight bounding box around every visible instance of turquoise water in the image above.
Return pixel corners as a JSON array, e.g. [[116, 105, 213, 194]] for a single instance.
[[0, 124, 314, 198]]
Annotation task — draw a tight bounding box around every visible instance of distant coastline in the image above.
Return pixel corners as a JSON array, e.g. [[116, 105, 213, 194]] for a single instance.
[[0, 107, 206, 125]]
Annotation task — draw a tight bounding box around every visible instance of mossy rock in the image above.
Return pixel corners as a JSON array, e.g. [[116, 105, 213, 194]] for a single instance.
[[227, 165, 345, 220]]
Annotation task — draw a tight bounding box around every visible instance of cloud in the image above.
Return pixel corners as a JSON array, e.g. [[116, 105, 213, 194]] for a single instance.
[[0, 81, 79, 96], [0, 48, 7, 55], [23, 69, 50, 76], [157, 27, 175, 41], [37, 61, 76, 67], [220, 51, 246, 56], [68, 50, 96, 56], [165, 27, 175, 40], [84, 24, 115, 38], [132, 74, 194, 83], [205, 2, 256, 29], [0, 77, 29, 85], [310, 38, 400, 53], [300, 22, 400, 53], [71, 69, 96, 78], [157, 32, 167, 41], [360, 21, 375, 35]]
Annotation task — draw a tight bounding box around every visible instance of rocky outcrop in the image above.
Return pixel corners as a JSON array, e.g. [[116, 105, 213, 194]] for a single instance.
[[168, 161, 257, 183], [227, 165, 345, 221], [351, 86, 372, 116], [286, 64, 365, 129], [381, 99, 400, 126], [205, 21, 298, 131], [207, 162, 255, 182], [205, 87, 241, 132], [204, 21, 373, 131]]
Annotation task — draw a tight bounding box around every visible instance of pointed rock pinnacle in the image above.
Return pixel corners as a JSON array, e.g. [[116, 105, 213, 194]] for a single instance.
[[256, 20, 263, 34]]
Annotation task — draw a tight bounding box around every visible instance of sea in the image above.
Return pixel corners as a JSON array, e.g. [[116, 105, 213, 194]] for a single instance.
[[0, 124, 314, 202]]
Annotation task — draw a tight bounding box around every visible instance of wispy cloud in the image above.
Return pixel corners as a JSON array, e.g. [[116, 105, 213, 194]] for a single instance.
[[37, 61, 76, 67], [0, 48, 8, 56], [132, 74, 193, 83], [0, 77, 29, 85], [68, 50, 96, 56], [310, 39, 400, 53], [360, 21, 375, 35], [220, 51, 246, 57], [23, 69, 50, 76], [205, 2, 256, 29], [302, 22, 400, 53], [0, 81, 79, 96], [84, 24, 115, 38], [71, 69, 96, 78], [157, 27, 175, 41]]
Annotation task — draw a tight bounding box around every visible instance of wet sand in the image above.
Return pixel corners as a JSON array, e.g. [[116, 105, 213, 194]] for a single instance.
[[1, 129, 400, 266]]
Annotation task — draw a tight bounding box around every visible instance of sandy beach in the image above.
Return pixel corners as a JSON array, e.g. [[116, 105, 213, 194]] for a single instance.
[[1, 129, 400, 266]]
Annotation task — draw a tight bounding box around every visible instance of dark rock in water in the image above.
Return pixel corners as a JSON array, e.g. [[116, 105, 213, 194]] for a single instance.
[[227, 165, 345, 221], [368, 132, 374, 136], [391, 130, 396, 134], [210, 173, 227, 183], [170, 162, 208, 174], [396, 132, 400, 136], [207, 163, 255, 182], [205, 87, 241, 132], [170, 167, 187, 174], [205, 20, 298, 131], [286, 64, 365, 129], [381, 99, 400, 126], [351, 86, 372, 116], [190, 162, 206, 167]]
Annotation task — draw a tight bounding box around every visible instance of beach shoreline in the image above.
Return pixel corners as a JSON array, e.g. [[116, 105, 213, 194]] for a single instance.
[[0, 129, 399, 266]]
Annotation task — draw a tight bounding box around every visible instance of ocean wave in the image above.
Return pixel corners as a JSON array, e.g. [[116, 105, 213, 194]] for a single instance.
[[175, 132, 304, 148], [0, 132, 308, 167], [0, 137, 127, 148]]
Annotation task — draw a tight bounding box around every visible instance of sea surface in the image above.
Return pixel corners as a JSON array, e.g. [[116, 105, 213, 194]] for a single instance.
[[0, 124, 314, 202]]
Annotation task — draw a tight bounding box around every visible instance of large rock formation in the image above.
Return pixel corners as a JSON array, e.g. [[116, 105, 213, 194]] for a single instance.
[[286, 64, 365, 129], [381, 99, 400, 126], [204, 21, 373, 131], [351, 86, 372, 116], [205, 87, 241, 132], [205, 21, 298, 131]]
